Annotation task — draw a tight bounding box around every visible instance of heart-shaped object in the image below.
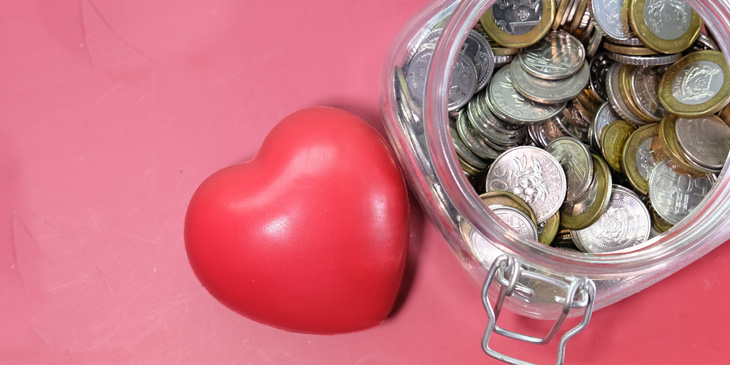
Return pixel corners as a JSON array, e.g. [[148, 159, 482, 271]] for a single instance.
[[185, 107, 410, 334]]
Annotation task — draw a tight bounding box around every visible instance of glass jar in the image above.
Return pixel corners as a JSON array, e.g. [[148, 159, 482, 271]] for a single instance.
[[380, 0, 730, 362]]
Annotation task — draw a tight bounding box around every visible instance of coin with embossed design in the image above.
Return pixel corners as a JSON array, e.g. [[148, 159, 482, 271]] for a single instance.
[[622, 123, 663, 195], [628, 66, 666, 122], [518, 30, 586, 80], [480, 191, 538, 226], [629, 0, 703, 54], [561, 154, 612, 230], [571, 185, 650, 253], [601, 119, 637, 172], [488, 65, 567, 125], [407, 49, 478, 111], [648, 159, 715, 225], [658, 51, 730, 117], [511, 57, 590, 104], [675, 115, 730, 170], [592, 102, 622, 151], [591, 0, 634, 41], [486, 146, 568, 222], [480, 0, 556, 48], [545, 137, 594, 202], [490, 205, 540, 240]]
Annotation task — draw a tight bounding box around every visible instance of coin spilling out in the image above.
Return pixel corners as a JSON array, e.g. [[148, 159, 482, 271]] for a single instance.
[[396, 0, 730, 250]]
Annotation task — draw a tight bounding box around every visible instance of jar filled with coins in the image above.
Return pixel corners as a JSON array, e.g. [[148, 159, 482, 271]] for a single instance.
[[380, 0, 730, 362]]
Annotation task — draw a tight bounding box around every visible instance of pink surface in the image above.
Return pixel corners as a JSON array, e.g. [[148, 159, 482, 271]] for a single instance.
[[2, 1, 730, 364]]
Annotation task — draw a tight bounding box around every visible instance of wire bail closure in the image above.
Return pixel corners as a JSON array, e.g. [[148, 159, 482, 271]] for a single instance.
[[481, 255, 596, 364]]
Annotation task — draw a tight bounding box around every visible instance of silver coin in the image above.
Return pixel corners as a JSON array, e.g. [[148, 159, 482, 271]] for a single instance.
[[407, 49, 478, 111], [528, 117, 568, 147], [642, 0, 693, 41], [605, 37, 644, 46], [490, 205, 539, 240], [635, 135, 662, 180], [518, 30, 586, 80], [491, 0, 545, 36], [690, 33, 720, 52], [556, 102, 591, 143], [450, 123, 488, 170], [559, 0, 581, 27], [562, 162, 610, 217], [545, 137, 594, 202], [648, 159, 715, 225], [632, 66, 666, 122], [675, 115, 730, 170], [494, 54, 515, 66], [488, 65, 567, 125], [571, 185, 651, 253], [605, 63, 645, 125], [457, 111, 501, 160], [586, 29, 603, 58], [588, 52, 615, 102], [486, 146, 568, 222], [511, 57, 590, 104], [671, 60, 726, 106], [591, 0, 634, 41], [420, 29, 496, 92], [593, 102, 622, 151], [607, 52, 682, 66]]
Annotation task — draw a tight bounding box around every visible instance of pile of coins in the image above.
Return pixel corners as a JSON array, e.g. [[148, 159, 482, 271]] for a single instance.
[[402, 0, 730, 253]]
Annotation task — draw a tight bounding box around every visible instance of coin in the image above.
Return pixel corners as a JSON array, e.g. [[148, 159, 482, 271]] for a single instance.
[[629, 0, 703, 54], [518, 30, 586, 80], [688, 33, 720, 53], [603, 43, 659, 56], [545, 137, 594, 202], [490, 205, 540, 240], [450, 123, 488, 170], [538, 211, 561, 245], [627, 66, 666, 122], [557, 101, 592, 143], [480, 0, 556, 48], [571, 185, 651, 253], [488, 65, 567, 125], [486, 146, 568, 222], [588, 52, 615, 102], [658, 50, 730, 117], [407, 49, 479, 111], [591, 0, 634, 41], [607, 52, 683, 66], [622, 123, 662, 195], [605, 62, 645, 125], [510, 57, 591, 104], [601, 119, 637, 171], [479, 191, 539, 226], [592, 102, 622, 150], [554, 0, 575, 29], [457, 111, 502, 160], [560, 154, 612, 230], [675, 115, 730, 170], [649, 203, 674, 233], [605, 36, 644, 46], [528, 116, 569, 147], [648, 159, 715, 225], [659, 114, 718, 175]]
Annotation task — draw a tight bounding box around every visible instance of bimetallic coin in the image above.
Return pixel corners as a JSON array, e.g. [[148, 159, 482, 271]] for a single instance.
[[561, 154, 613, 230], [486, 146, 568, 222], [545, 137, 594, 202], [622, 123, 662, 195], [479, 191, 538, 226], [601, 119, 637, 171], [491, 205, 540, 241], [675, 115, 730, 170], [571, 185, 651, 253], [649, 159, 715, 225], [659, 51, 730, 117], [488, 65, 567, 125], [607, 52, 682, 66], [518, 30, 586, 80], [591, 0, 634, 41], [629, 0, 703, 54], [480, 0, 556, 48], [658, 114, 718, 175], [407, 49, 479, 111], [593, 102, 622, 151], [511, 57, 591, 104]]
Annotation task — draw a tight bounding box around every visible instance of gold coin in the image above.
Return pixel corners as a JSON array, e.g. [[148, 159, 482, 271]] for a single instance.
[[650, 204, 674, 233], [457, 154, 485, 177], [603, 42, 659, 56], [601, 120, 637, 171], [618, 64, 660, 123], [560, 154, 612, 230], [553, 0, 573, 29], [574, 90, 602, 120], [629, 0, 703, 54], [568, 0, 589, 33], [492, 47, 519, 56], [538, 211, 560, 245], [479, 191, 538, 227], [622, 123, 660, 195], [658, 50, 730, 118], [480, 0, 556, 48]]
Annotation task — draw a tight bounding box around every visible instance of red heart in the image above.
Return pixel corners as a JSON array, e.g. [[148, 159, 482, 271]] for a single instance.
[[184, 107, 410, 333]]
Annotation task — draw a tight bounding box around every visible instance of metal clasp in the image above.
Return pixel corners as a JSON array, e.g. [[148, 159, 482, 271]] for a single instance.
[[481, 255, 596, 365]]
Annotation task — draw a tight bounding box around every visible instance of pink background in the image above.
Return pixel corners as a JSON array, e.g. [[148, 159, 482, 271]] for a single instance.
[[2, 0, 730, 363]]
